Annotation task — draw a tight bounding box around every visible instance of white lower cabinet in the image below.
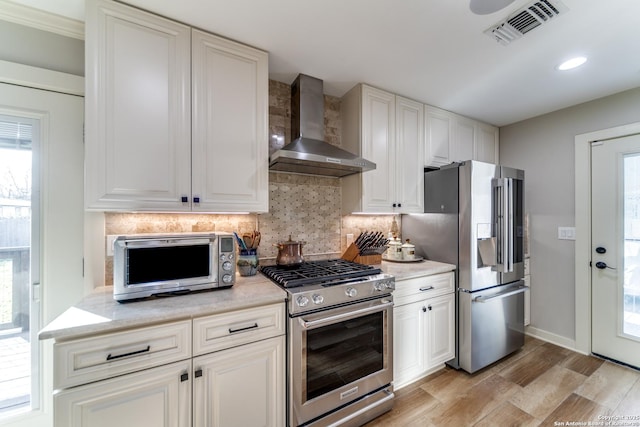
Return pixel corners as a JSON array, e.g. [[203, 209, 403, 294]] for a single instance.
[[53, 303, 285, 427], [193, 336, 285, 427], [393, 273, 455, 389], [55, 360, 192, 427]]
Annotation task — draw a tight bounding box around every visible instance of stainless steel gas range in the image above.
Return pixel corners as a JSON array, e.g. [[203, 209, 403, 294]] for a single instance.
[[260, 259, 395, 427]]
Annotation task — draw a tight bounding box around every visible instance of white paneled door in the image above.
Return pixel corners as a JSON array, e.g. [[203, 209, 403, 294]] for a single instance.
[[591, 133, 640, 368]]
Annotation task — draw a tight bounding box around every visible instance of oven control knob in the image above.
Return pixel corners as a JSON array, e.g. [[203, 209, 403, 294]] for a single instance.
[[385, 281, 395, 290], [222, 274, 233, 284], [222, 261, 232, 271], [297, 296, 310, 307], [345, 287, 357, 298], [312, 294, 324, 305], [374, 282, 385, 292]]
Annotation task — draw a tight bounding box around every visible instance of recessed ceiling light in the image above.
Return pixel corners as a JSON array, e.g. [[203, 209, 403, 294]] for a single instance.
[[558, 56, 587, 71]]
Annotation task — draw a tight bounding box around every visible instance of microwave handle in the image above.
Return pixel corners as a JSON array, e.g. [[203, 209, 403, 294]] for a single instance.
[[299, 300, 393, 330]]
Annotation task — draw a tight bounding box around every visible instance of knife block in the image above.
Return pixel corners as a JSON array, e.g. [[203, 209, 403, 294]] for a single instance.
[[341, 243, 382, 265]]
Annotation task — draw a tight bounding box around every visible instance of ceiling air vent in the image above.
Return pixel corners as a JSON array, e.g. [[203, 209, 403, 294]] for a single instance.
[[484, 0, 568, 45]]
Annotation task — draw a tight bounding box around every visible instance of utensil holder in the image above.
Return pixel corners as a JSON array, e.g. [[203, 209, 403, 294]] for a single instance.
[[237, 248, 258, 276]]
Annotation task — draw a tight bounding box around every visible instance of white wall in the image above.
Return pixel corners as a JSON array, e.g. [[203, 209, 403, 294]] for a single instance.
[[500, 87, 640, 344], [0, 19, 84, 76]]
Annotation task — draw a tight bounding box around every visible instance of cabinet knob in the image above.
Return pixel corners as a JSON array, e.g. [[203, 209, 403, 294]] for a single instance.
[[195, 369, 203, 378], [180, 373, 188, 382], [428, 305, 432, 311], [193, 196, 200, 204], [422, 306, 427, 312], [398, 203, 402, 208], [392, 203, 397, 208], [181, 196, 188, 203]]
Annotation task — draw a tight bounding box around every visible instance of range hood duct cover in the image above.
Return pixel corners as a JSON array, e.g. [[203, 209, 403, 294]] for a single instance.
[[269, 74, 376, 178]]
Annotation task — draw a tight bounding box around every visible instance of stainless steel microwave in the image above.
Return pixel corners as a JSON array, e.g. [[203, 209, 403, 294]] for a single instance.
[[113, 232, 236, 302]]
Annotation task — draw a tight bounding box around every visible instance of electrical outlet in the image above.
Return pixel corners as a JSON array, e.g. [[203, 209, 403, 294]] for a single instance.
[[346, 233, 354, 246], [106, 235, 119, 256], [557, 227, 576, 240]]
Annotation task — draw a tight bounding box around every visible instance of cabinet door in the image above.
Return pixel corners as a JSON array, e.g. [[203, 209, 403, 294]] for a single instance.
[[194, 336, 285, 427], [393, 300, 425, 389], [55, 360, 191, 427], [395, 96, 424, 213], [476, 123, 499, 164], [451, 115, 475, 162], [360, 85, 396, 212], [85, 0, 192, 211], [424, 106, 452, 167], [192, 29, 269, 213], [425, 294, 455, 368]]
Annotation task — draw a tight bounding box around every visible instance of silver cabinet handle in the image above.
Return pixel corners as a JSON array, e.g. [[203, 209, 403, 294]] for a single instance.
[[419, 286, 434, 292]]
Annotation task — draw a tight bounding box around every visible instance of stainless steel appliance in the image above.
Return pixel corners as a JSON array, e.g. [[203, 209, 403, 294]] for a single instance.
[[260, 259, 395, 427], [113, 232, 236, 301], [269, 74, 376, 178], [403, 160, 526, 373]]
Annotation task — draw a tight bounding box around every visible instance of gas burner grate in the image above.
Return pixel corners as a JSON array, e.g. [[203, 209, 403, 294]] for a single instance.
[[260, 259, 381, 288]]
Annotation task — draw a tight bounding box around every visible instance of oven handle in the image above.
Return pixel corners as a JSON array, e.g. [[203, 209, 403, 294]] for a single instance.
[[298, 300, 393, 330]]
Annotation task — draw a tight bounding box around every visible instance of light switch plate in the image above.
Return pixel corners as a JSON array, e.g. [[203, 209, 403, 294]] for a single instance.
[[558, 227, 576, 240]]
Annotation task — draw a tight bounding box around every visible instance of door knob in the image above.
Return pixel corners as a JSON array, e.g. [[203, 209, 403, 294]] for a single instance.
[[595, 247, 606, 254], [595, 261, 616, 270]]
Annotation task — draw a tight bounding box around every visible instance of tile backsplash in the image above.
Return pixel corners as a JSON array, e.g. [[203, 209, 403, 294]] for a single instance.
[[102, 79, 398, 285]]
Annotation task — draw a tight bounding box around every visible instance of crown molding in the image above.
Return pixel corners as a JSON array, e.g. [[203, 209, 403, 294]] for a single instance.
[[0, 60, 84, 96], [0, 0, 84, 40]]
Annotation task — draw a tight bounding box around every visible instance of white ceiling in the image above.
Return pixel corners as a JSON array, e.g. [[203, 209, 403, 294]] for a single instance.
[[10, 0, 640, 126]]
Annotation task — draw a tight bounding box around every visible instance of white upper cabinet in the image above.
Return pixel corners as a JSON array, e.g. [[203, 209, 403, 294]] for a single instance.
[[425, 106, 499, 167], [341, 85, 423, 213], [424, 106, 452, 167], [475, 122, 500, 164], [395, 96, 424, 213], [85, 0, 268, 212], [191, 30, 269, 213], [85, 0, 191, 211]]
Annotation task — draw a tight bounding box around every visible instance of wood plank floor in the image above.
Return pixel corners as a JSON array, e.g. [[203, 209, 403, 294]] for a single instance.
[[365, 336, 640, 426]]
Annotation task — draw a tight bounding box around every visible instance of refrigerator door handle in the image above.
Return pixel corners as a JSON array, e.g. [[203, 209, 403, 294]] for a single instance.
[[473, 285, 527, 303], [494, 177, 514, 273], [505, 177, 514, 273]]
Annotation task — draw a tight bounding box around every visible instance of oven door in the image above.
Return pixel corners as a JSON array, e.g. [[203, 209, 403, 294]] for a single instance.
[[289, 296, 393, 426]]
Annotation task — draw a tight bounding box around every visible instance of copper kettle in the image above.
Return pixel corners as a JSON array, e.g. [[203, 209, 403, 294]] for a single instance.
[[274, 235, 306, 267]]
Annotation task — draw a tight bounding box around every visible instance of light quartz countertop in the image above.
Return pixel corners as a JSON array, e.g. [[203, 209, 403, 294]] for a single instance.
[[379, 259, 455, 281], [39, 259, 454, 342], [38, 274, 287, 342]]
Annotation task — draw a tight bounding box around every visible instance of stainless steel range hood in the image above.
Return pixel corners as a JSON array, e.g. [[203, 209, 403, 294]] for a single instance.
[[269, 74, 376, 178]]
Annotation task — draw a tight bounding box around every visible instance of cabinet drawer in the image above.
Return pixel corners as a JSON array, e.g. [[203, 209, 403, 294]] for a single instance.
[[193, 303, 285, 356], [54, 320, 191, 389], [394, 272, 454, 306]]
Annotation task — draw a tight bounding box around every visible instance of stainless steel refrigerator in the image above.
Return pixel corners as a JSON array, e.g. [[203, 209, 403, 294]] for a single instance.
[[402, 160, 526, 373]]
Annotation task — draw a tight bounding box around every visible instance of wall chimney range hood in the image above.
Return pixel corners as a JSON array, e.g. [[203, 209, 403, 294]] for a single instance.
[[269, 74, 376, 178]]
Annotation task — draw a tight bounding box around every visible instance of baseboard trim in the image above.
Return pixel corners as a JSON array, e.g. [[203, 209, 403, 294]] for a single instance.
[[525, 326, 585, 354]]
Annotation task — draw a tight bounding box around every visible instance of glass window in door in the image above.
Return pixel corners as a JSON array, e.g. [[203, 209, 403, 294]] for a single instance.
[[0, 116, 38, 415], [624, 153, 640, 339]]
